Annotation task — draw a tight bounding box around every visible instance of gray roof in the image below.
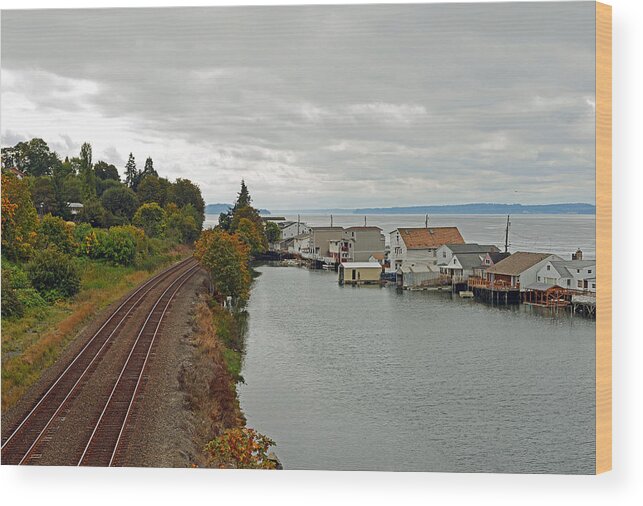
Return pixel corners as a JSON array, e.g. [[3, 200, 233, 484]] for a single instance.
[[550, 260, 595, 278], [340, 262, 382, 269], [486, 252, 554, 276], [445, 243, 500, 254], [454, 253, 487, 270]]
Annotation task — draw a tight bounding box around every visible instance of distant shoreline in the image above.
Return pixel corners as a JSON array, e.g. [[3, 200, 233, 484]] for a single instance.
[[240, 203, 596, 216]]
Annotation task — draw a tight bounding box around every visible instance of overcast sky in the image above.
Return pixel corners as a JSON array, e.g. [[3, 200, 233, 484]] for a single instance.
[[1, 3, 596, 209]]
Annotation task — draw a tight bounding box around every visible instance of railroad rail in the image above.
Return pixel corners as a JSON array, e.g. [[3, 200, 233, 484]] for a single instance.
[[1, 256, 198, 465], [78, 264, 198, 466]]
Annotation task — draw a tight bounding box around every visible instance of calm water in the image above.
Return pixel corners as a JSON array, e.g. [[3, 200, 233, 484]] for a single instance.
[[205, 213, 596, 259], [238, 267, 595, 473]]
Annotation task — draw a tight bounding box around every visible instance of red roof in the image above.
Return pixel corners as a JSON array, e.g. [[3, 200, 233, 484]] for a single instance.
[[397, 227, 464, 249]]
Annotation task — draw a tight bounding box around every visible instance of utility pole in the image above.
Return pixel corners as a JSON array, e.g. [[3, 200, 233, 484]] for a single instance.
[[425, 214, 429, 228], [364, 216, 367, 226], [330, 214, 333, 227], [297, 214, 300, 235], [504, 214, 511, 253]]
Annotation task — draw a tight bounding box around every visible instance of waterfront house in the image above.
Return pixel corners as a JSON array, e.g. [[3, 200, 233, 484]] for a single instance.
[[329, 237, 354, 264], [342, 226, 385, 262], [535, 259, 596, 293], [338, 262, 382, 285], [472, 251, 511, 278], [439, 252, 490, 282], [483, 252, 562, 291], [396, 263, 440, 289], [279, 220, 311, 240], [389, 227, 465, 271], [436, 243, 500, 266], [310, 227, 345, 262], [290, 233, 311, 257]]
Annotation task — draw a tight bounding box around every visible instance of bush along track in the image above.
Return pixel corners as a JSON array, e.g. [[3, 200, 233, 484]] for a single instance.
[[191, 181, 279, 470]]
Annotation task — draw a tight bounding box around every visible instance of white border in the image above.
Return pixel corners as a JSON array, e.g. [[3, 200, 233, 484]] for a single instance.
[[1, 0, 641, 504]]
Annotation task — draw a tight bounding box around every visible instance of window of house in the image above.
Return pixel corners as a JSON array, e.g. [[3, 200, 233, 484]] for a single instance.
[[588, 269, 592, 274], [567, 279, 571, 286], [577, 269, 580, 273], [537, 276, 541, 281], [592, 283, 596, 289], [443, 251, 446, 258], [546, 265, 550, 271], [577, 280, 583, 288]]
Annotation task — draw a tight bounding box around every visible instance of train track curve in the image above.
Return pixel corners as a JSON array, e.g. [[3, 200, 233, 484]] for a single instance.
[[1, 256, 200, 465]]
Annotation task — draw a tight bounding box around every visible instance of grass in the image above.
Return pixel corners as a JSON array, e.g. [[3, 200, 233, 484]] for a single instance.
[[1, 244, 191, 410]]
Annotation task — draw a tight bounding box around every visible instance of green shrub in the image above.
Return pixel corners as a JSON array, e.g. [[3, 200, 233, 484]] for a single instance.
[[133, 202, 166, 238], [73, 223, 100, 257], [27, 248, 81, 299], [37, 213, 76, 254], [2, 263, 31, 289], [16, 287, 48, 308], [95, 226, 137, 265], [1, 270, 25, 318]]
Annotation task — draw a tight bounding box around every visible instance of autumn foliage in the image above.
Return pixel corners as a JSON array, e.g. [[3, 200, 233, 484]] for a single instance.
[[194, 228, 251, 302], [1, 173, 38, 260], [204, 428, 277, 469]]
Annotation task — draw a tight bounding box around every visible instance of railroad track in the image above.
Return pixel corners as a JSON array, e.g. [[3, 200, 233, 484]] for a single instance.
[[78, 264, 198, 466], [1, 257, 199, 465]]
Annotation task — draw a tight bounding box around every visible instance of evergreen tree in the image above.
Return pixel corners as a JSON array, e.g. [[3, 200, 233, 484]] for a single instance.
[[235, 179, 251, 209], [79, 142, 96, 200], [219, 179, 252, 231], [142, 156, 158, 178], [124, 153, 139, 189]]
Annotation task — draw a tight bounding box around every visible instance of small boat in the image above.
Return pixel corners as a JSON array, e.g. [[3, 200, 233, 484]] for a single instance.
[[459, 290, 474, 298]]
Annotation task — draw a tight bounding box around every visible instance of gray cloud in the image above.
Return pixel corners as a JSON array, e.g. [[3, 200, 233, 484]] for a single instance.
[[1, 3, 596, 208]]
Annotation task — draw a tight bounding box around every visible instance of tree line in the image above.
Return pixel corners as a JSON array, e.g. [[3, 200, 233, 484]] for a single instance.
[[195, 180, 279, 306], [1, 137, 207, 318]]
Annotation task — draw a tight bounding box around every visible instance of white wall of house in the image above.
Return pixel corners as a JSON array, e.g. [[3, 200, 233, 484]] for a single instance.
[[389, 230, 407, 270], [389, 231, 440, 269], [518, 255, 562, 289], [536, 260, 597, 292], [281, 222, 311, 240]]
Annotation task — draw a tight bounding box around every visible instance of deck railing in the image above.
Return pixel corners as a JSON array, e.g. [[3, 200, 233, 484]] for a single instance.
[[467, 277, 520, 291]]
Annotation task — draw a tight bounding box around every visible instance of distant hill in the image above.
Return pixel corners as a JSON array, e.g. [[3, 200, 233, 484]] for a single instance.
[[205, 203, 271, 215], [205, 203, 232, 214], [352, 203, 596, 215]]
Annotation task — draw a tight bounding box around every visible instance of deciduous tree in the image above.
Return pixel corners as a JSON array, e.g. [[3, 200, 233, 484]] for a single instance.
[[1, 173, 38, 260], [1, 138, 58, 177], [100, 185, 139, 221], [194, 228, 251, 302], [133, 202, 166, 237]]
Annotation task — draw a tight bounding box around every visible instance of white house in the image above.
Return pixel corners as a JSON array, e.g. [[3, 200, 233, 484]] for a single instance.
[[439, 252, 488, 281], [536, 259, 596, 293], [279, 221, 311, 240], [485, 252, 563, 290], [436, 243, 500, 267], [290, 233, 311, 257], [389, 227, 465, 271]]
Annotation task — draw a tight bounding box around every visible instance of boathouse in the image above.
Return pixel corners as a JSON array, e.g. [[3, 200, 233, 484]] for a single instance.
[[338, 262, 382, 285], [396, 263, 440, 289]]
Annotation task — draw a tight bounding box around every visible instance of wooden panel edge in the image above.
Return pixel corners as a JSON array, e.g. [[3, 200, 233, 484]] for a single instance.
[[595, 0, 612, 475]]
